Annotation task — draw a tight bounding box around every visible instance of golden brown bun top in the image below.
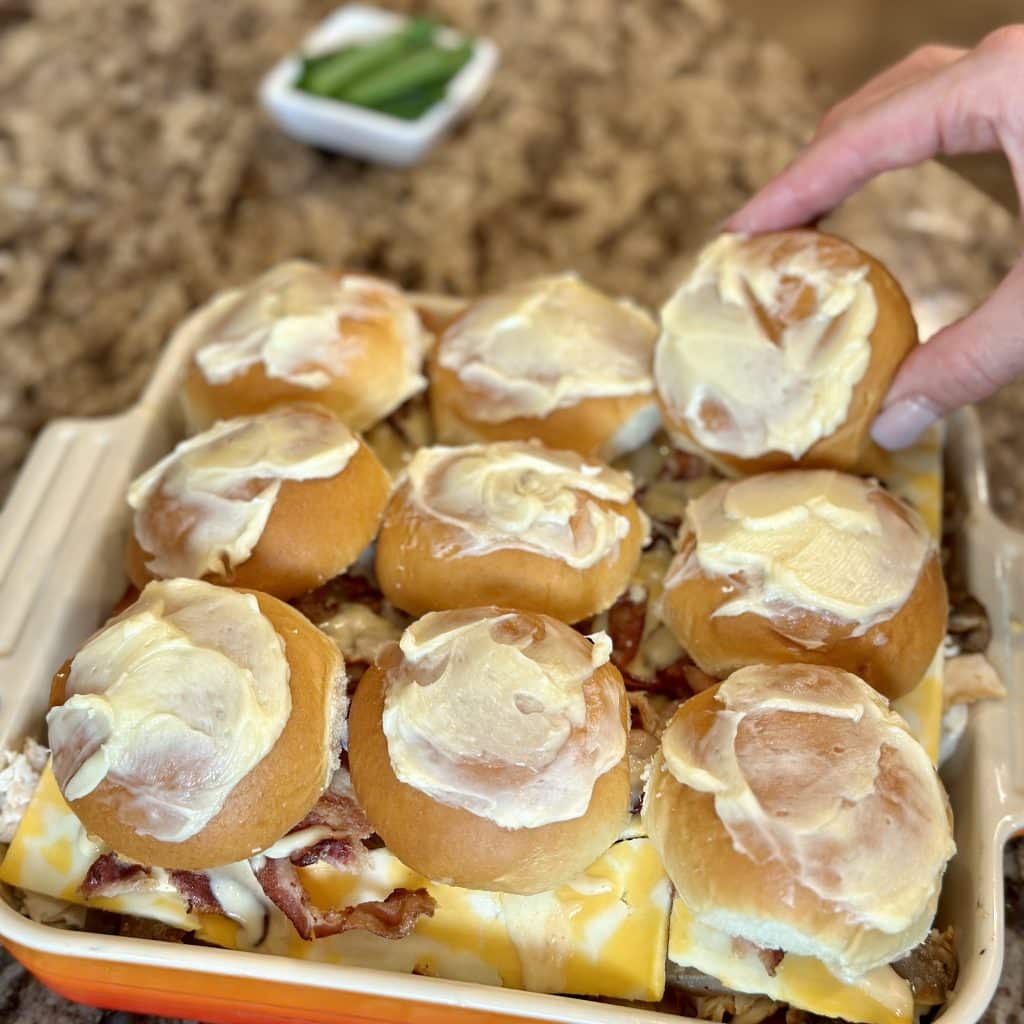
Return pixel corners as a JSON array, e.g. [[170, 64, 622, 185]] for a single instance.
[[655, 230, 918, 475], [370, 607, 626, 831], [183, 262, 429, 432], [643, 664, 955, 976], [435, 274, 657, 424], [47, 580, 346, 869]]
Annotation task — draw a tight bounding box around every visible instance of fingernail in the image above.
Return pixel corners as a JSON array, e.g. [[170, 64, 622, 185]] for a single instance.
[[870, 396, 943, 450]]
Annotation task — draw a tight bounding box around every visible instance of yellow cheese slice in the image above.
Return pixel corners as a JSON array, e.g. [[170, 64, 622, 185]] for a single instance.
[[0, 765, 670, 1002], [668, 899, 914, 1024], [874, 425, 944, 763]]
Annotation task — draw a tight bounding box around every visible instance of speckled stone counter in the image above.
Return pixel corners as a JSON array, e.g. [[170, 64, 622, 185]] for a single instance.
[[0, 1, 1020, 1022]]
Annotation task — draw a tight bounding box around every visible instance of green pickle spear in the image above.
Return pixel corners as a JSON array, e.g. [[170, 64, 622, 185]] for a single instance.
[[371, 82, 448, 120], [341, 42, 473, 108], [299, 18, 437, 97]]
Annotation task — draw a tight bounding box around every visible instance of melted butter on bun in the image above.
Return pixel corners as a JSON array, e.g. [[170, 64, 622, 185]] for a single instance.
[[192, 261, 427, 396], [405, 442, 638, 569], [128, 407, 359, 580], [439, 274, 656, 421], [382, 609, 625, 829], [672, 470, 931, 636], [656, 233, 877, 459], [656, 665, 954, 972], [47, 580, 291, 843]]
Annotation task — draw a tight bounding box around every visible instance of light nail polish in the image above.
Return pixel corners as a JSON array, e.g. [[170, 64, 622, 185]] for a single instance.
[[870, 397, 943, 451]]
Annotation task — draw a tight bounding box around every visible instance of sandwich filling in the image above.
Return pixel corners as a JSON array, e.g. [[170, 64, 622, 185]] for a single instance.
[[670, 470, 931, 637], [655, 232, 877, 458], [439, 274, 657, 421], [47, 580, 291, 843], [191, 261, 428, 396], [405, 441, 637, 568], [128, 406, 359, 579], [382, 609, 625, 829]]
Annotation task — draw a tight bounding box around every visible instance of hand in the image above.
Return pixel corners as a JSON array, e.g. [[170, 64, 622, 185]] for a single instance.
[[725, 27, 1024, 450]]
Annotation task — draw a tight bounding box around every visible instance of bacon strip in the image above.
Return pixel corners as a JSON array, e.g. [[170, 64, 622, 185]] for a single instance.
[[80, 853, 152, 898], [252, 855, 435, 940], [168, 869, 224, 916], [293, 572, 385, 621], [607, 594, 646, 671]]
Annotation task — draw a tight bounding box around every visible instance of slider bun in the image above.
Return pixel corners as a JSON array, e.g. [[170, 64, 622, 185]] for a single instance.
[[429, 275, 659, 461], [374, 443, 647, 623], [643, 666, 955, 976], [126, 412, 391, 601], [50, 590, 345, 869], [431, 354, 658, 462], [181, 263, 428, 433], [348, 610, 630, 893], [660, 472, 947, 699], [656, 231, 917, 475]]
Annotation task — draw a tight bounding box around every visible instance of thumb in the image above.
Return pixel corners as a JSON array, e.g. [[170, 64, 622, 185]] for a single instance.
[[870, 257, 1024, 450]]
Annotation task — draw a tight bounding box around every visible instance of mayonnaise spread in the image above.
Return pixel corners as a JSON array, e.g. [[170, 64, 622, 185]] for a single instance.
[[47, 580, 291, 843], [439, 274, 657, 421], [192, 261, 427, 398], [128, 406, 358, 579], [405, 442, 637, 568], [382, 609, 625, 829], [659, 665, 954, 973], [655, 233, 878, 458], [671, 471, 930, 636]]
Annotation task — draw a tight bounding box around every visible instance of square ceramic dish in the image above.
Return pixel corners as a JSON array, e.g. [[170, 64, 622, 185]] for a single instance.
[[0, 294, 1020, 1024], [259, 5, 499, 166]]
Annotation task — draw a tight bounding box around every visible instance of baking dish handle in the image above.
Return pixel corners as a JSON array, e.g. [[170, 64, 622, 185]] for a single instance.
[[0, 411, 150, 743]]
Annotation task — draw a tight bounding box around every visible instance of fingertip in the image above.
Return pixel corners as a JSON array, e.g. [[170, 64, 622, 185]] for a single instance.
[[869, 396, 943, 451]]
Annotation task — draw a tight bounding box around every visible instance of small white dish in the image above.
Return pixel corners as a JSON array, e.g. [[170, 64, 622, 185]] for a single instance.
[[259, 4, 499, 167]]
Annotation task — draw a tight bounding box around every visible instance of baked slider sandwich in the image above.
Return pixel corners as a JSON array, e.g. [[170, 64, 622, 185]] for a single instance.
[[430, 274, 659, 461], [348, 607, 631, 893], [43, 577, 437, 940], [661, 469, 947, 699], [126, 405, 390, 600], [655, 230, 917, 475], [182, 261, 429, 433], [375, 441, 648, 622], [644, 663, 957, 1024]]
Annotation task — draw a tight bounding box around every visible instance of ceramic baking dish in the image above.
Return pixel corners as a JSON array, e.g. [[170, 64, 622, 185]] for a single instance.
[[0, 294, 1020, 1024]]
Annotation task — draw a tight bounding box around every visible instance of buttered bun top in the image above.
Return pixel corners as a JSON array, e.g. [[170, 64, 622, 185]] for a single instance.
[[183, 261, 429, 432], [47, 579, 346, 869], [661, 470, 947, 698], [375, 441, 647, 622], [348, 608, 630, 893], [643, 664, 955, 978], [430, 274, 660, 460], [126, 406, 391, 600], [655, 231, 917, 475]]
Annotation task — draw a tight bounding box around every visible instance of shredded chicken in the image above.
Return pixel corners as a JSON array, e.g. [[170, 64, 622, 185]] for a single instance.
[[942, 653, 1006, 709], [691, 992, 780, 1024], [0, 737, 48, 843]]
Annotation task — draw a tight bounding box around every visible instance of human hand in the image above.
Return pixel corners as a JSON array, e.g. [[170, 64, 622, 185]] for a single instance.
[[726, 27, 1024, 450]]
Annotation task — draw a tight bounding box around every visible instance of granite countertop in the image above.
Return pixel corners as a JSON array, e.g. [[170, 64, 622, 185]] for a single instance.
[[0, 0, 1020, 1021]]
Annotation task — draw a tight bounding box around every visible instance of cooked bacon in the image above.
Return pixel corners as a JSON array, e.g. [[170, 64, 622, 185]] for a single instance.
[[289, 837, 363, 871], [607, 594, 646, 671], [293, 572, 385, 621], [757, 947, 785, 977], [252, 855, 435, 941], [80, 853, 153, 898], [621, 656, 701, 700], [295, 788, 373, 841], [168, 870, 224, 916]]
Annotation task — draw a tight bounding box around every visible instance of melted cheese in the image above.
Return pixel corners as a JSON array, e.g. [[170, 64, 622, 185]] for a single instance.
[[668, 899, 914, 1024], [46, 581, 290, 843], [0, 765, 669, 1002], [656, 232, 877, 458], [405, 442, 637, 568], [674, 471, 932, 637], [384, 610, 625, 829], [439, 274, 657, 421], [128, 407, 359, 579]]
